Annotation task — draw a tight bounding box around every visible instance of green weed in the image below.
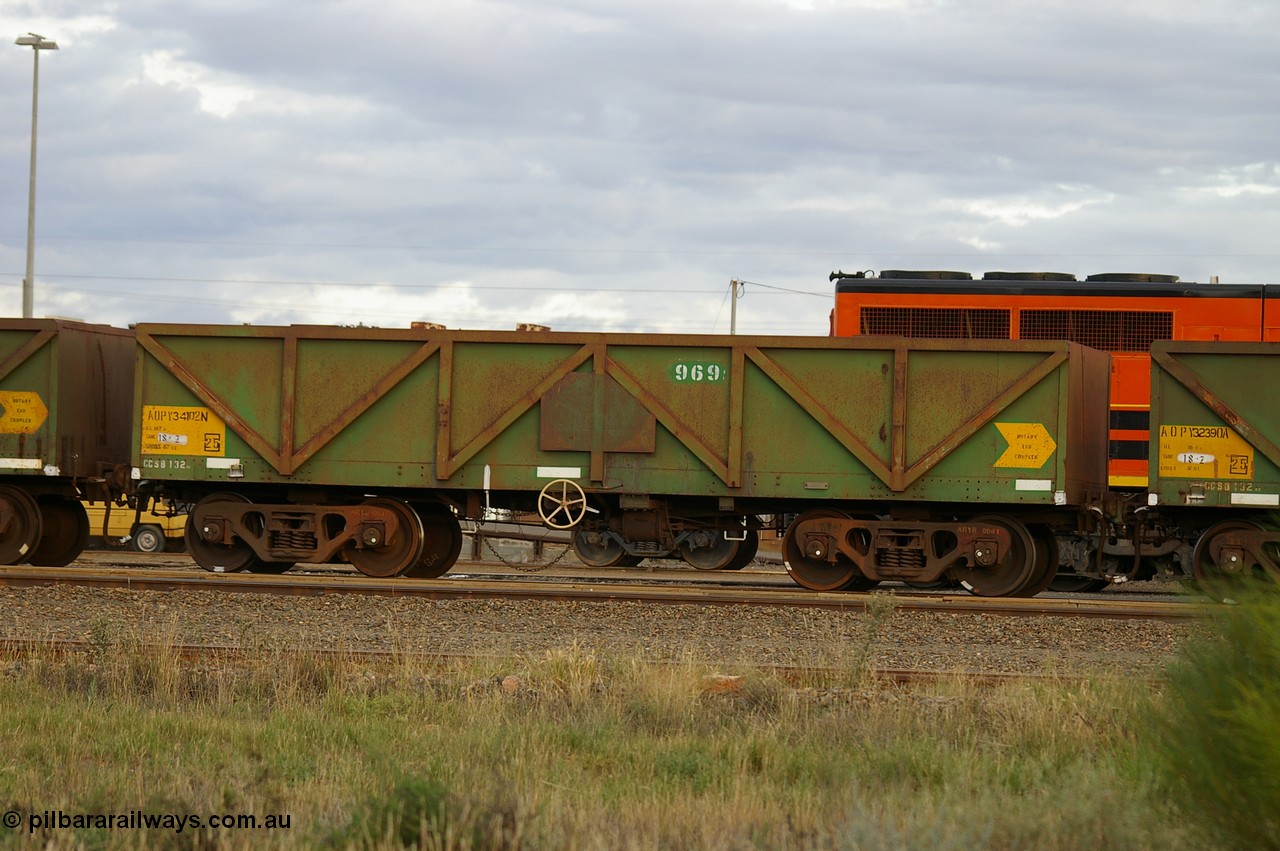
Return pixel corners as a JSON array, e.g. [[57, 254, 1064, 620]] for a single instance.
[[1146, 585, 1280, 851]]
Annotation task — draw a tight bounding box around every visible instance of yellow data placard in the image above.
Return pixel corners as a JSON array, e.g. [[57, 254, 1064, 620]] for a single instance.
[[1157, 424, 1254, 480], [0, 391, 48, 434], [141, 405, 227, 456], [994, 422, 1057, 469]]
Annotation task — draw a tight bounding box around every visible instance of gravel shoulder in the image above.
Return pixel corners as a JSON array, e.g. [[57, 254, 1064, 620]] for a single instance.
[[0, 580, 1192, 678]]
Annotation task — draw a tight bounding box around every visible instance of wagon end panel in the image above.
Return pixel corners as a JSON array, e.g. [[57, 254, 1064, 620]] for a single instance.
[[1149, 341, 1280, 508], [0, 321, 57, 477], [738, 341, 1103, 505], [0, 320, 133, 482], [1071, 343, 1111, 499], [52, 323, 135, 480]]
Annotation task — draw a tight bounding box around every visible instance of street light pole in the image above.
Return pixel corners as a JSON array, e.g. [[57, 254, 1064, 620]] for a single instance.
[[15, 33, 57, 319], [729, 279, 741, 334]]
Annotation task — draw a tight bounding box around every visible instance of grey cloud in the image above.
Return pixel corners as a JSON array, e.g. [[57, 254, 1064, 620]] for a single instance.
[[1, 0, 1277, 331]]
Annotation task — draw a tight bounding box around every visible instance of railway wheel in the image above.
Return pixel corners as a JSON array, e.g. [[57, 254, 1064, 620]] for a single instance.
[[186, 492, 263, 573], [723, 529, 760, 571], [906, 578, 957, 591], [1014, 525, 1060, 598], [30, 496, 89, 567], [678, 529, 747, 571], [1192, 520, 1279, 595], [404, 503, 464, 578], [782, 509, 879, 592], [0, 486, 42, 565], [342, 498, 425, 578], [953, 514, 1037, 598], [248, 561, 295, 575], [1047, 574, 1110, 593], [572, 529, 642, 568]]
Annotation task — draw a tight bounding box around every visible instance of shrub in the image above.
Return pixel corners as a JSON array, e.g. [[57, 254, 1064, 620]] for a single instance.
[[1148, 587, 1280, 850], [341, 775, 522, 850]]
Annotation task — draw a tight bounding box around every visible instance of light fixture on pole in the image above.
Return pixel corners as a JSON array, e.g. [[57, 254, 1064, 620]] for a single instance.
[[15, 32, 57, 319]]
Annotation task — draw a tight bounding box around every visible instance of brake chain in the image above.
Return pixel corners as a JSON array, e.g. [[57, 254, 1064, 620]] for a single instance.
[[479, 533, 574, 573]]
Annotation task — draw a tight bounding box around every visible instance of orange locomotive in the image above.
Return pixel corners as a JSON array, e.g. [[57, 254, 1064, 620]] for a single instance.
[[830, 270, 1279, 489]]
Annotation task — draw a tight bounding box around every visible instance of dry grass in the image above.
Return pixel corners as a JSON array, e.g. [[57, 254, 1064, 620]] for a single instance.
[[0, 616, 1196, 850]]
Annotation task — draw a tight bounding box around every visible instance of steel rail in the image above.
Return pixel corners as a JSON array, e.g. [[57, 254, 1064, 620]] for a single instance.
[[0, 565, 1201, 621]]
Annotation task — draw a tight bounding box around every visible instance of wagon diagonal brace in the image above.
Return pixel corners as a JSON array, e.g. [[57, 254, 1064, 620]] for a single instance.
[[140, 331, 1073, 497], [284, 337, 441, 476], [604, 354, 740, 488], [439, 341, 744, 487], [0, 327, 55, 386], [1152, 348, 1280, 473], [745, 346, 1068, 493], [137, 331, 442, 477], [436, 342, 595, 480], [446, 341, 1069, 494]]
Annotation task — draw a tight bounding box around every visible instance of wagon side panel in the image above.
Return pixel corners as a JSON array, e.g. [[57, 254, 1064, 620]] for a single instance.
[[134, 327, 1107, 509], [1149, 341, 1280, 507]]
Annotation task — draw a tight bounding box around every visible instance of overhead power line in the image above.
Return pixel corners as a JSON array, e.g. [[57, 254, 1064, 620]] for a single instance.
[[0, 271, 830, 296], [7, 235, 1280, 259]]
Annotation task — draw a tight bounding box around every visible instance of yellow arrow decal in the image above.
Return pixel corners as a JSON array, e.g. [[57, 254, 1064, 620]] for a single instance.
[[994, 422, 1056, 469], [0, 391, 49, 434]]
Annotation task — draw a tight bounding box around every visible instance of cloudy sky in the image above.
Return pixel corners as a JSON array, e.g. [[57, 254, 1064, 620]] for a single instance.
[[0, 0, 1277, 334]]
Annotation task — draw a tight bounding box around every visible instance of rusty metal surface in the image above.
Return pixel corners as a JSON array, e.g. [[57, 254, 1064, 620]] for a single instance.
[[190, 499, 405, 564], [1149, 341, 1280, 507], [133, 326, 1109, 508], [0, 319, 133, 485], [540, 372, 656, 454]]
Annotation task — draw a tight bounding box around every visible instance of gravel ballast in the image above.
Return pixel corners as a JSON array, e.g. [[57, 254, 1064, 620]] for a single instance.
[[0, 581, 1191, 678]]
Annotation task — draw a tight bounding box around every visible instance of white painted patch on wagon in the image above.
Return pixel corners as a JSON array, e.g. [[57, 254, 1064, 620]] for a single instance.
[[1230, 492, 1280, 506], [537, 466, 581, 479]]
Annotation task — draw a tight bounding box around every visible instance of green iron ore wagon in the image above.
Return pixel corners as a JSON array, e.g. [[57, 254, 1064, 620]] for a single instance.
[[133, 325, 1108, 596], [1148, 340, 1280, 584], [0, 319, 134, 566]]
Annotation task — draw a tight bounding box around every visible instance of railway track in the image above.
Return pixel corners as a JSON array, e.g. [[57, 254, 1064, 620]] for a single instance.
[[0, 558, 1202, 621], [0, 635, 1156, 686]]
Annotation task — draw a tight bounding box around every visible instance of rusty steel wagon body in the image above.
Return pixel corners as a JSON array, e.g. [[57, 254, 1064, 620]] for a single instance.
[[1145, 340, 1280, 585], [132, 324, 1109, 596], [0, 319, 134, 566]]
